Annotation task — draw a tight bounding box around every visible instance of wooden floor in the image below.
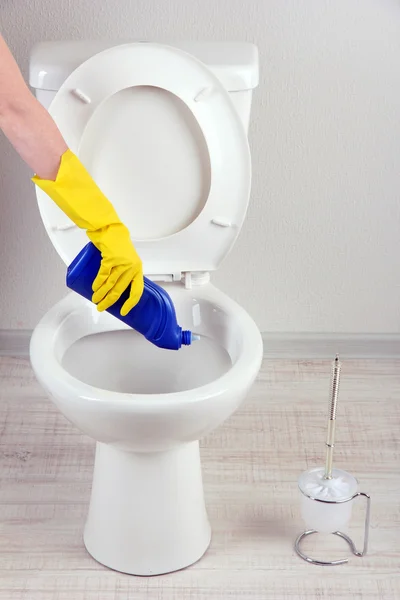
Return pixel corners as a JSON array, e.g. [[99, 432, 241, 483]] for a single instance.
[[0, 356, 399, 599]]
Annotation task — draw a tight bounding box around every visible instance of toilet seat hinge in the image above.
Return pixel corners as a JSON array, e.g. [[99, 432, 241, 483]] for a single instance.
[[184, 271, 210, 288], [149, 272, 210, 288], [150, 272, 182, 283]]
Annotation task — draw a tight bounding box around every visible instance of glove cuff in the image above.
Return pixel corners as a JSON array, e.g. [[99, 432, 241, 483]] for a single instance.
[[32, 149, 122, 232]]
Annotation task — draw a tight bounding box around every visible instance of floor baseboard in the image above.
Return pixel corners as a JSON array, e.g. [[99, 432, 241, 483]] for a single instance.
[[262, 332, 400, 359], [0, 330, 32, 357], [0, 329, 399, 359]]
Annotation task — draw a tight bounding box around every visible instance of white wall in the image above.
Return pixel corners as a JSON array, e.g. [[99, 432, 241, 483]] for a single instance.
[[0, 0, 399, 333]]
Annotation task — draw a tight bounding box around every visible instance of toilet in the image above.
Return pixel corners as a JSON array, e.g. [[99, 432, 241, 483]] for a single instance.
[[29, 41, 263, 576]]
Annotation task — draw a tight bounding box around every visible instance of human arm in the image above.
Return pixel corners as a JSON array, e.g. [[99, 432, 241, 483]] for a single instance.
[[0, 33, 67, 180], [0, 33, 143, 313]]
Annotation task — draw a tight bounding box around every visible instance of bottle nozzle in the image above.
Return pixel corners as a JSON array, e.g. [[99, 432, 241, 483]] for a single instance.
[[181, 331, 200, 346]]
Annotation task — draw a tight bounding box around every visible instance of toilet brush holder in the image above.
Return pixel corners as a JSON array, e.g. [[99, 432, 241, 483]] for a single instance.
[[295, 466, 371, 566], [294, 356, 371, 566]]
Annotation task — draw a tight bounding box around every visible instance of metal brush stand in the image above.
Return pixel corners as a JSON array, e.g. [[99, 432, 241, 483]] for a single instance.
[[295, 486, 371, 566], [295, 356, 371, 566]]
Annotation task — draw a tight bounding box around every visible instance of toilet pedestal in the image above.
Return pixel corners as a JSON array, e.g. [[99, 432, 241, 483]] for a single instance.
[[83, 441, 211, 575]]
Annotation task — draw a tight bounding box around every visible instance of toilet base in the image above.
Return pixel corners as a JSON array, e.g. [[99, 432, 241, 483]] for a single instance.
[[83, 441, 211, 575]]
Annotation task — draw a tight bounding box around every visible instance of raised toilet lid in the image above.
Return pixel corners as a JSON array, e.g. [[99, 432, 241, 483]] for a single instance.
[[35, 43, 251, 277]]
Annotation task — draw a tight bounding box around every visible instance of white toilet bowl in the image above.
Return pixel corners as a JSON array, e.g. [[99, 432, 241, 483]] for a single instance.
[[29, 40, 261, 575], [30, 283, 262, 575]]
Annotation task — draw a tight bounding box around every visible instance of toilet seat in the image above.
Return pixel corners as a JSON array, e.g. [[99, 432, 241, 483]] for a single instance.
[[32, 285, 261, 411], [35, 43, 251, 277], [30, 284, 263, 454]]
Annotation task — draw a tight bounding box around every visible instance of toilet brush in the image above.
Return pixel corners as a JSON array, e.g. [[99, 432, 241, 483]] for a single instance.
[[295, 355, 371, 566]]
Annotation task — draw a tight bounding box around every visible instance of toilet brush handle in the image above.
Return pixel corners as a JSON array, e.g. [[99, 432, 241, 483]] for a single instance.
[[324, 355, 341, 480]]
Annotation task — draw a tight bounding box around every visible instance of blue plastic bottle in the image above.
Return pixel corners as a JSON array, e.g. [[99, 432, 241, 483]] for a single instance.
[[66, 242, 195, 350]]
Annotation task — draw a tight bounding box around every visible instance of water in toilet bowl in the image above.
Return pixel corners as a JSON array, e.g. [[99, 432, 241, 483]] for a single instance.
[[61, 329, 232, 394]]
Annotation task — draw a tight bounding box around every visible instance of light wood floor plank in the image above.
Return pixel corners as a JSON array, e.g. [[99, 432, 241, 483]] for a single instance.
[[0, 357, 399, 599]]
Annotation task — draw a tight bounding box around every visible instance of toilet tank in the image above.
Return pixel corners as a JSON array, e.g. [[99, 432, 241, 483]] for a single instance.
[[29, 41, 259, 131]]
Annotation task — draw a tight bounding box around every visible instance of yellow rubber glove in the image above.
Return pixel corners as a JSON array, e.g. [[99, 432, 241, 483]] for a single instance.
[[33, 149, 144, 315]]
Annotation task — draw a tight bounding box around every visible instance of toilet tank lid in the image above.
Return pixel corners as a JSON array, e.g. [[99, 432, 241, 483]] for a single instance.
[[30, 40, 259, 93]]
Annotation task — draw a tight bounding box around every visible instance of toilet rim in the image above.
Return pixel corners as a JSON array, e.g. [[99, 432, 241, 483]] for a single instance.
[[30, 289, 263, 408]]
